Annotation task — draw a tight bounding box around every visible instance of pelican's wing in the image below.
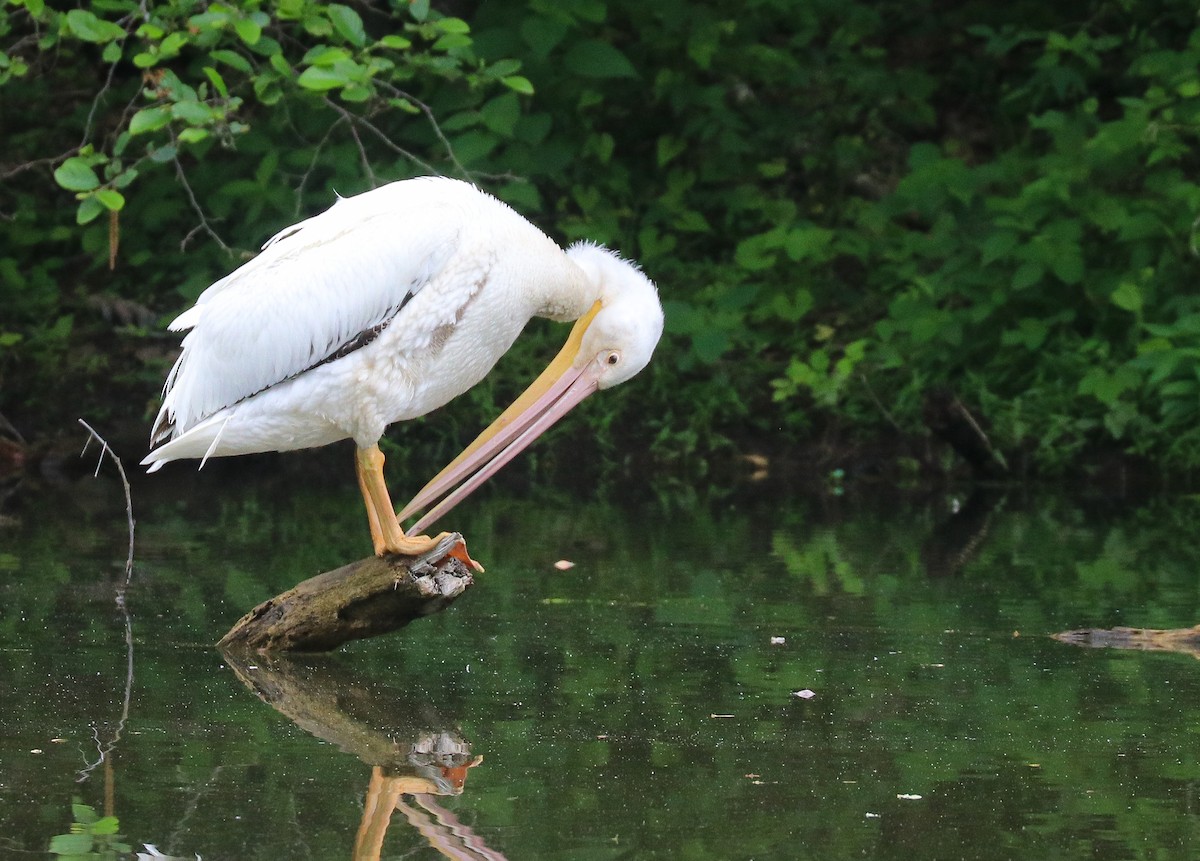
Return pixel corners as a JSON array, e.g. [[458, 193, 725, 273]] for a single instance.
[[152, 179, 484, 441]]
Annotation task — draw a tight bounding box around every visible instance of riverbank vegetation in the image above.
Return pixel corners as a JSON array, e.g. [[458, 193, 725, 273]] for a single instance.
[[3, 0, 1199, 479]]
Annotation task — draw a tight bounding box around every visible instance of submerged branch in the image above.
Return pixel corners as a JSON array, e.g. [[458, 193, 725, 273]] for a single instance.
[[75, 420, 137, 783]]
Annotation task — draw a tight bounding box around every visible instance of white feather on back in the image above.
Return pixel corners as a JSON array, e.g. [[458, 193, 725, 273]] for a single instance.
[[152, 178, 497, 441]]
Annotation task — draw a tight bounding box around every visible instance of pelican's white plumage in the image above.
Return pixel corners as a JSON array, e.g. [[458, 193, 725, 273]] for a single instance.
[[143, 176, 663, 558]]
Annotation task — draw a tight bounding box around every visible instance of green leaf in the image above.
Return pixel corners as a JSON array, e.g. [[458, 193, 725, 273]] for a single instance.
[[303, 46, 351, 66], [409, 0, 430, 21], [489, 59, 522, 77], [480, 92, 520, 136], [72, 804, 99, 825], [980, 231, 1019, 265], [758, 159, 787, 178], [734, 230, 784, 271], [203, 66, 229, 99], [95, 189, 125, 211], [53, 158, 100, 192], [436, 17, 471, 34], [178, 127, 210, 144], [784, 226, 834, 262], [563, 40, 638, 79], [65, 9, 124, 43], [91, 816, 120, 836], [1111, 282, 1143, 313], [129, 106, 172, 135], [112, 167, 138, 188], [1050, 250, 1083, 286], [101, 41, 121, 63], [148, 143, 178, 163], [297, 65, 349, 91], [656, 135, 686, 167], [691, 328, 731, 363], [171, 100, 214, 125], [1011, 261, 1043, 291], [49, 832, 93, 854], [328, 4, 366, 45], [433, 33, 471, 50], [520, 17, 569, 58], [1177, 80, 1200, 98], [76, 195, 105, 224], [234, 18, 262, 46], [210, 49, 253, 73], [159, 31, 188, 58], [339, 83, 372, 101], [501, 75, 534, 95]]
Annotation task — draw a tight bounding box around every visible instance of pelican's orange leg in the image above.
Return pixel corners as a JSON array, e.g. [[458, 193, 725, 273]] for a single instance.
[[355, 444, 448, 556], [353, 766, 402, 861]]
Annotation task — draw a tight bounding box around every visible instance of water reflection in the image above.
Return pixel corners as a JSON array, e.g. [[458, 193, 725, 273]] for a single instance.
[[6, 465, 1200, 858], [919, 488, 1003, 579], [221, 651, 494, 859]]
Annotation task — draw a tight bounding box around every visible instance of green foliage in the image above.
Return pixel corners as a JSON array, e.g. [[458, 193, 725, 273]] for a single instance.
[[4, 0, 1200, 471], [0, 0, 528, 431], [7, 0, 527, 224], [834, 11, 1200, 468], [48, 801, 128, 859]]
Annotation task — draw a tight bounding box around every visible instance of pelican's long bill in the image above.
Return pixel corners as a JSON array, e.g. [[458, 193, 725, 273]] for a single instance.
[[398, 301, 604, 534]]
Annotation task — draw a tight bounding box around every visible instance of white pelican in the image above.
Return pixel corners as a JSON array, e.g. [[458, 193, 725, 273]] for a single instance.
[[142, 176, 663, 560]]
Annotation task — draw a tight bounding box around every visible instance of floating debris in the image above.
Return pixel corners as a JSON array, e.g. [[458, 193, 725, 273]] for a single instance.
[[770, 636, 786, 645], [896, 793, 923, 800], [792, 689, 816, 699]]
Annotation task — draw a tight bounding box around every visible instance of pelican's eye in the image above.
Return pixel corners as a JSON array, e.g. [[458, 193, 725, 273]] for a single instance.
[[605, 351, 621, 366]]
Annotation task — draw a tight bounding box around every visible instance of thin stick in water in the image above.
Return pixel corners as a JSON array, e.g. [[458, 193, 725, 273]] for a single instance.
[[78, 419, 135, 586]]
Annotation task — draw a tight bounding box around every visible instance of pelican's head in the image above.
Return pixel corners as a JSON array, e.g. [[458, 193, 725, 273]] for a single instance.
[[399, 242, 663, 532], [567, 242, 664, 390]]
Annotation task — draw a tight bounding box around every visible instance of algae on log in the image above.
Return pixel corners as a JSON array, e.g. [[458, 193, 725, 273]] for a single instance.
[[218, 533, 474, 652]]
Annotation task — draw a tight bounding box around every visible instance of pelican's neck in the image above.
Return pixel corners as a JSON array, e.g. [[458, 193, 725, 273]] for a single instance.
[[522, 243, 599, 324]]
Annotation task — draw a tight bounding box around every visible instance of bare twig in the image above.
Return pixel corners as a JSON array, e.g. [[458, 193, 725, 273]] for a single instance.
[[294, 114, 350, 215], [857, 372, 905, 435], [371, 82, 471, 179], [78, 419, 135, 585], [80, 49, 125, 148], [348, 122, 379, 187], [322, 97, 441, 177], [0, 150, 73, 181], [172, 153, 234, 254], [0, 410, 25, 444]]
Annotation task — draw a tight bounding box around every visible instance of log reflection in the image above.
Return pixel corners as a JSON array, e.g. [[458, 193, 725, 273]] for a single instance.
[[1053, 625, 1200, 659], [221, 651, 499, 860]]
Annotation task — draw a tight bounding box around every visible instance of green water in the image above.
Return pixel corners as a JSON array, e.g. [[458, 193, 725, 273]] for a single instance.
[[3, 462, 1200, 860]]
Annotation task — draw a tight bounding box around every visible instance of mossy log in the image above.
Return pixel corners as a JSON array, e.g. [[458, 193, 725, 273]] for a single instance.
[[1053, 625, 1200, 659], [218, 533, 475, 652]]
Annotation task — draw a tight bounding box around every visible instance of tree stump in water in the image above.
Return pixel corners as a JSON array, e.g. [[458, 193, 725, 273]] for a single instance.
[[218, 533, 475, 652]]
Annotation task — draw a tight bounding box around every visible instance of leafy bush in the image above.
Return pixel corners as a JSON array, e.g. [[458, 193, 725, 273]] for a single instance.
[[0, 0, 527, 429], [4, 0, 1200, 473]]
